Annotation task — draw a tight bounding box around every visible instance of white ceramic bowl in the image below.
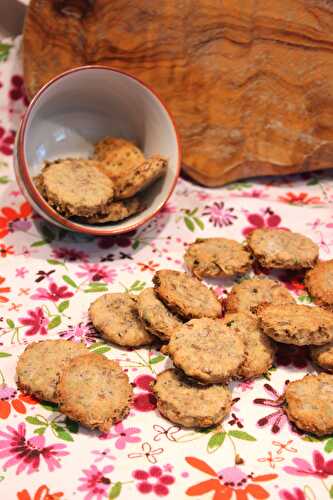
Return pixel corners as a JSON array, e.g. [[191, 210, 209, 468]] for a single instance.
[[14, 66, 181, 235]]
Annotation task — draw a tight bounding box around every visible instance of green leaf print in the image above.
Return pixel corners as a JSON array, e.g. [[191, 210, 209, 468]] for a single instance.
[[65, 418, 79, 433], [325, 438, 333, 453], [0, 43, 12, 62], [6, 319, 14, 328], [62, 275, 78, 288], [58, 300, 69, 312], [0, 352, 11, 358], [228, 430, 256, 441], [298, 294, 313, 304], [184, 216, 195, 232], [48, 315, 61, 330], [149, 355, 165, 365], [34, 427, 46, 435], [226, 181, 252, 191], [132, 240, 140, 250], [84, 282, 108, 293], [330, 485, 333, 498], [109, 482, 122, 499], [26, 416, 46, 426], [31, 240, 48, 247], [47, 259, 65, 266], [40, 401, 59, 412], [52, 424, 74, 442], [193, 216, 204, 230], [207, 432, 226, 453], [93, 346, 111, 355], [129, 280, 146, 292], [0, 176, 9, 184]]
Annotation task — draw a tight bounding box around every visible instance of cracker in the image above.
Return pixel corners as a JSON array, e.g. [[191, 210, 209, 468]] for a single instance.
[[305, 260, 333, 310], [223, 312, 275, 379], [153, 369, 232, 428], [41, 158, 114, 217], [137, 287, 182, 341], [184, 237, 253, 278], [258, 303, 333, 346], [310, 342, 333, 372], [105, 155, 168, 200], [89, 292, 154, 347], [16, 340, 89, 402], [56, 353, 132, 432], [285, 373, 333, 436], [94, 137, 144, 173], [84, 196, 144, 224], [247, 228, 318, 269], [153, 269, 221, 320], [167, 318, 245, 383], [225, 277, 295, 315]]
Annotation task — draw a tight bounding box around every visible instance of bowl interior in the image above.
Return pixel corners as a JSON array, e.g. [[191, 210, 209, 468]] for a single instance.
[[23, 67, 180, 233]]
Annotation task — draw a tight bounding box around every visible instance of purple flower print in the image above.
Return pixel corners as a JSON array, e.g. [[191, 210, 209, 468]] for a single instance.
[[31, 282, 73, 302], [59, 321, 99, 345], [11, 219, 32, 231], [0, 423, 68, 474], [202, 202, 237, 227], [101, 422, 141, 449], [253, 383, 289, 433], [52, 247, 88, 262], [284, 450, 333, 479], [19, 307, 49, 336], [78, 464, 113, 499], [76, 263, 117, 283]]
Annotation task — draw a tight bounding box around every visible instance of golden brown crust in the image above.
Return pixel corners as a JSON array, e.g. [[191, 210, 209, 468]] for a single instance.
[[305, 260, 333, 310], [137, 288, 182, 341], [184, 237, 253, 278], [258, 303, 333, 346], [16, 340, 89, 402], [225, 277, 295, 315], [56, 353, 133, 432], [153, 369, 232, 428], [168, 318, 245, 384], [153, 269, 221, 320], [247, 228, 319, 269], [41, 158, 114, 217], [223, 312, 275, 379], [94, 137, 144, 170], [83, 196, 144, 224], [89, 292, 154, 347], [285, 373, 333, 436]]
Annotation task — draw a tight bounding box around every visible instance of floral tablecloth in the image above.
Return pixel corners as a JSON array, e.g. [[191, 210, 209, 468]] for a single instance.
[[1, 37, 333, 500]]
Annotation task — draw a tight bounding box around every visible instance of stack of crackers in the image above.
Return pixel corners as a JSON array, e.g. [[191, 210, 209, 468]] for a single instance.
[[16, 228, 333, 437], [34, 137, 168, 224]]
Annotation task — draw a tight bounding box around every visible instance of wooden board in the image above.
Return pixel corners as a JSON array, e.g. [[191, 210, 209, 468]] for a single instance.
[[23, 0, 333, 186]]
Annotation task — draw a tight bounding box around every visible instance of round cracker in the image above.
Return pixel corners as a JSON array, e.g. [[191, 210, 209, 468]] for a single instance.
[[247, 228, 318, 269], [84, 197, 144, 224], [258, 303, 333, 346], [285, 373, 333, 436], [89, 292, 154, 347], [94, 137, 144, 172], [16, 340, 89, 402], [168, 318, 245, 384], [184, 237, 253, 278], [56, 353, 132, 432], [226, 277, 295, 315], [305, 260, 333, 310], [153, 369, 232, 428], [42, 159, 114, 217], [137, 288, 182, 341], [153, 270, 221, 320], [223, 312, 275, 379]]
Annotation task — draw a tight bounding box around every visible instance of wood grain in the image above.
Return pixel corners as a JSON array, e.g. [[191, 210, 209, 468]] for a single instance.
[[23, 0, 333, 186]]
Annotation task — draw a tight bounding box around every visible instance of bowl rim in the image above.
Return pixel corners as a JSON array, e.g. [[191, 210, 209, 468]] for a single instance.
[[17, 64, 182, 235]]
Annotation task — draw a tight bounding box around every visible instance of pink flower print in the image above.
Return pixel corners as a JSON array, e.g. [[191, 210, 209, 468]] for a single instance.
[[18, 307, 49, 336], [31, 282, 73, 302], [0, 423, 68, 474], [102, 422, 141, 449], [0, 127, 15, 156], [133, 375, 157, 412], [78, 464, 113, 499], [253, 382, 289, 434], [76, 263, 117, 283], [279, 487, 306, 500], [284, 450, 333, 478], [243, 208, 286, 236], [52, 247, 89, 262], [59, 321, 99, 345], [238, 189, 268, 199], [97, 232, 136, 250], [196, 191, 211, 201], [133, 465, 175, 496], [15, 267, 28, 278], [91, 448, 115, 463], [202, 201, 237, 228], [156, 202, 177, 217]]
